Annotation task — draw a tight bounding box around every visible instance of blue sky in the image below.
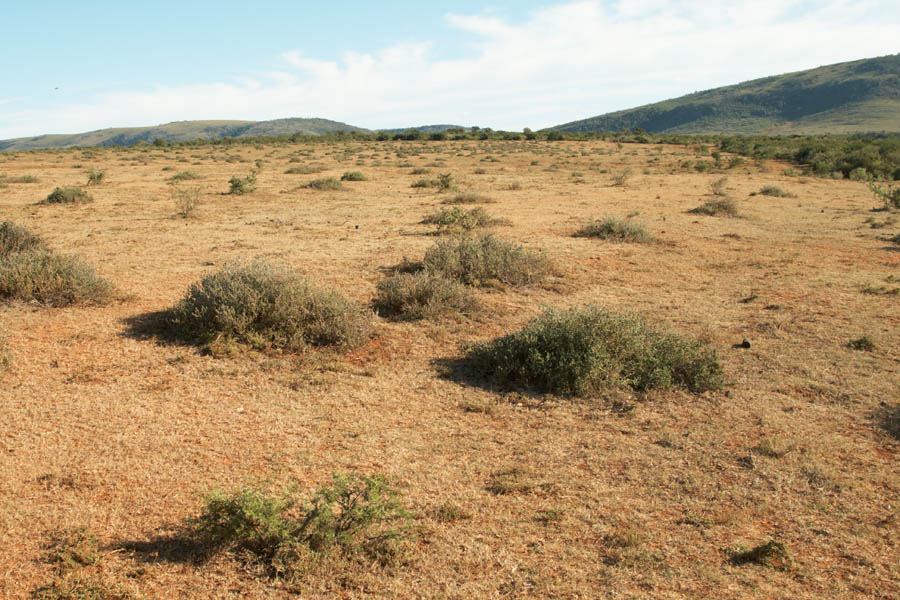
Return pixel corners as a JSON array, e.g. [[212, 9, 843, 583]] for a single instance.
[[1, 0, 898, 138]]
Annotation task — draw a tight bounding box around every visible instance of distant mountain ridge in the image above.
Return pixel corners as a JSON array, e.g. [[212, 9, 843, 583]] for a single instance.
[[550, 54, 900, 135], [0, 118, 372, 151]]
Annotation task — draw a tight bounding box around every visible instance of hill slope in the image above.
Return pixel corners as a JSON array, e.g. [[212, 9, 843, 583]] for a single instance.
[[551, 54, 900, 135], [0, 118, 371, 151]]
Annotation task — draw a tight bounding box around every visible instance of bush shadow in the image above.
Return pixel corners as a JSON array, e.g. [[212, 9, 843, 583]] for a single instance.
[[117, 528, 208, 565], [431, 355, 553, 409]]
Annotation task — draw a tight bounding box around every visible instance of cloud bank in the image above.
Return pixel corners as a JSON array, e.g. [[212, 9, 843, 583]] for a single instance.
[[1, 0, 898, 138]]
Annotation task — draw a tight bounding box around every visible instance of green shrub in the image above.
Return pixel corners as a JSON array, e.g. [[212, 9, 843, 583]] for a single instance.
[[228, 170, 257, 195], [423, 234, 551, 287], [688, 198, 739, 217], [441, 192, 493, 205], [0, 250, 113, 307], [847, 336, 876, 351], [86, 168, 106, 185], [870, 182, 900, 210], [192, 473, 410, 577], [285, 165, 324, 175], [304, 177, 343, 191], [758, 185, 795, 198], [421, 207, 504, 233], [42, 187, 93, 204], [373, 272, 476, 320], [437, 173, 453, 192], [167, 170, 200, 183], [171, 186, 200, 218], [409, 168, 430, 175], [340, 171, 367, 182], [165, 261, 369, 353], [849, 167, 869, 181], [0, 221, 47, 256], [575, 217, 651, 242], [465, 306, 724, 396]]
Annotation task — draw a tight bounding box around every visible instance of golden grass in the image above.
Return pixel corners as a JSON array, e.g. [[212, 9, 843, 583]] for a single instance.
[[0, 139, 898, 598]]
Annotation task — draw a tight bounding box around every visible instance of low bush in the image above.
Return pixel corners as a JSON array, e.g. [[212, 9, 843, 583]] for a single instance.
[[192, 473, 410, 578], [0, 221, 47, 256], [373, 272, 476, 320], [710, 177, 728, 196], [421, 207, 504, 233], [340, 171, 367, 182], [86, 168, 106, 185], [575, 217, 651, 242], [41, 187, 92, 205], [465, 305, 724, 396], [758, 185, 795, 198], [228, 170, 257, 195], [304, 177, 343, 191], [165, 261, 370, 353], [847, 336, 876, 351], [870, 182, 900, 210], [285, 165, 325, 175], [167, 170, 200, 183], [441, 192, 493, 205], [0, 250, 113, 307], [171, 186, 200, 218], [688, 198, 739, 217], [423, 234, 551, 287]]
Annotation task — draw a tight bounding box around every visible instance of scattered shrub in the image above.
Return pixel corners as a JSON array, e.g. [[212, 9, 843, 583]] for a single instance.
[[192, 473, 410, 577], [421, 207, 504, 233], [688, 198, 739, 217], [409, 168, 430, 175], [172, 186, 200, 218], [423, 234, 551, 287], [373, 272, 477, 321], [304, 177, 343, 191], [442, 192, 493, 205], [285, 165, 324, 175], [6, 174, 39, 183], [228, 170, 257, 195], [611, 169, 632, 186], [0, 250, 113, 307], [340, 171, 367, 182], [0, 221, 47, 256], [167, 170, 200, 183], [575, 217, 651, 242], [870, 182, 900, 210], [758, 185, 795, 198], [86, 168, 106, 185], [437, 173, 453, 192], [41, 187, 93, 205], [465, 305, 724, 396], [847, 336, 875, 351], [710, 177, 728, 196], [165, 261, 370, 353]]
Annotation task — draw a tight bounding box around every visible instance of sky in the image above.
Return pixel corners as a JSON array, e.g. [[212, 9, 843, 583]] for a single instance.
[[1, 0, 898, 139]]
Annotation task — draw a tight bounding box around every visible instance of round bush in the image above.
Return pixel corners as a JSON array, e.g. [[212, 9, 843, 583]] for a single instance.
[[166, 261, 370, 352], [0, 250, 113, 307], [373, 272, 476, 321]]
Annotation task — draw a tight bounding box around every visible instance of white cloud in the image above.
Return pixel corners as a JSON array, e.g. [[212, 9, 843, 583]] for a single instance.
[[1, 0, 898, 138]]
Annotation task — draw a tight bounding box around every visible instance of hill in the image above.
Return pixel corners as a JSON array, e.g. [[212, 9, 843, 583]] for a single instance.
[[550, 54, 900, 135], [0, 117, 371, 151]]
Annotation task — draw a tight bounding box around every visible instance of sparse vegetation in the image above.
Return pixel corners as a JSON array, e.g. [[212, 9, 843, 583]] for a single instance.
[[870, 182, 900, 210], [285, 165, 324, 175], [171, 185, 200, 218], [41, 187, 93, 204], [575, 217, 651, 242], [228, 170, 257, 194], [758, 185, 795, 198], [192, 473, 410, 578], [688, 197, 739, 217], [340, 171, 367, 181], [441, 192, 492, 205], [373, 271, 477, 320], [167, 170, 200, 183], [0, 250, 113, 307], [421, 206, 505, 233], [847, 336, 876, 351], [164, 260, 370, 353], [710, 176, 728, 196], [465, 306, 724, 396], [86, 168, 106, 185], [422, 234, 551, 287], [304, 177, 343, 191], [1, 221, 47, 255]]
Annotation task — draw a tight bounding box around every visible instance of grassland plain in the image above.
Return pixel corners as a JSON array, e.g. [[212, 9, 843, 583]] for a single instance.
[[0, 138, 898, 599]]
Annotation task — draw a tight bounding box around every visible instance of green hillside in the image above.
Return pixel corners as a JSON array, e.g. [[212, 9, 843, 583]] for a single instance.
[[551, 54, 900, 135], [0, 118, 371, 151]]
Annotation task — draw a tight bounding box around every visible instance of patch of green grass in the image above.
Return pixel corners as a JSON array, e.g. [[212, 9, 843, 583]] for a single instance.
[[41, 187, 93, 205], [688, 197, 739, 217], [0, 221, 47, 256], [465, 305, 724, 396], [285, 165, 324, 175], [166, 170, 200, 183], [304, 177, 343, 191], [340, 171, 367, 181], [422, 234, 551, 287], [575, 217, 651, 242], [228, 170, 257, 195], [164, 260, 370, 353], [373, 272, 477, 321], [42, 527, 100, 573], [0, 250, 113, 307], [192, 473, 411, 578], [847, 336, 876, 351]]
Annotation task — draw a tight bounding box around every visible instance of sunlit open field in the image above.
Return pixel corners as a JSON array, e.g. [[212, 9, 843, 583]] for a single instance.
[[1, 139, 898, 599]]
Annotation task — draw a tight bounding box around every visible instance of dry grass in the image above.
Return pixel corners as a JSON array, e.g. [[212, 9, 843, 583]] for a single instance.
[[0, 139, 898, 599]]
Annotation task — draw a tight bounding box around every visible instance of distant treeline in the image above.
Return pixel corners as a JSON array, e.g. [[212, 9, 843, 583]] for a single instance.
[[14, 126, 900, 181]]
